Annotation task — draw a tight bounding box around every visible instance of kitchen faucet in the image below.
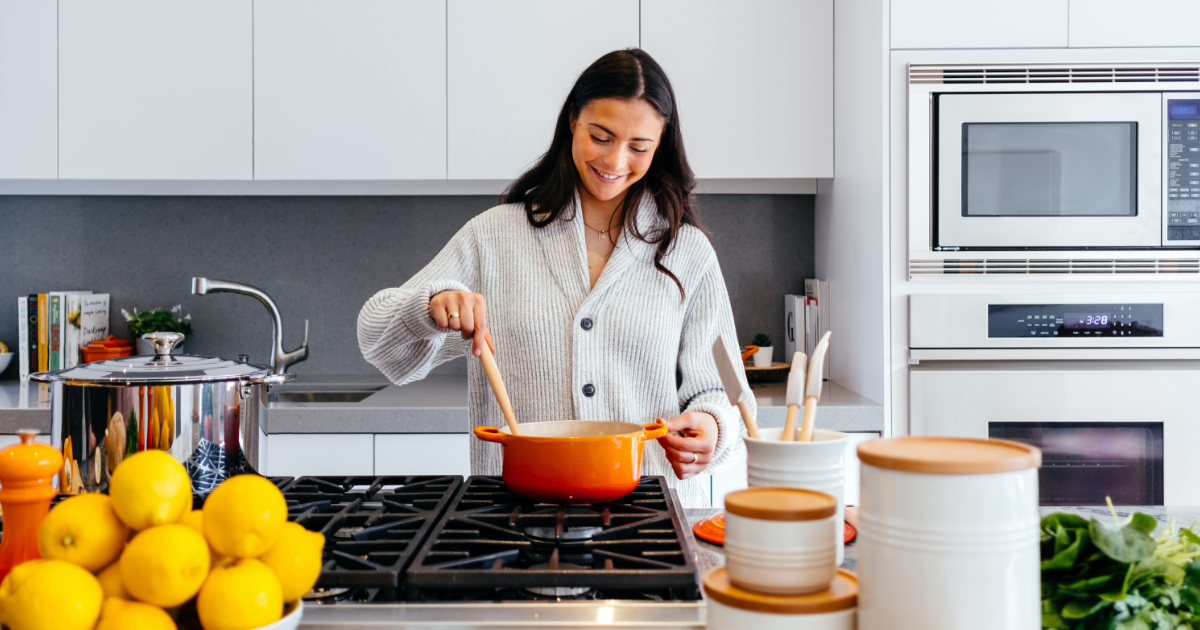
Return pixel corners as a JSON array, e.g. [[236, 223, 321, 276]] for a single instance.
[[191, 277, 309, 375]]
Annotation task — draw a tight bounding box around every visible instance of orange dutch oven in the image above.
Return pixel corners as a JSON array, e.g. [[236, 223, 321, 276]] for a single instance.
[[473, 419, 670, 504]]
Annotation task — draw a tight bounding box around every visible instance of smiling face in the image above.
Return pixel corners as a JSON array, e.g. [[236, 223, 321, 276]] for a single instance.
[[571, 97, 665, 205]]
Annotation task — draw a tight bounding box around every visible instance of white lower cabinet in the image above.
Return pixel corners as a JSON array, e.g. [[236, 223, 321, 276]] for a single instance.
[[374, 434, 471, 478], [266, 434, 374, 477], [708, 432, 880, 509]]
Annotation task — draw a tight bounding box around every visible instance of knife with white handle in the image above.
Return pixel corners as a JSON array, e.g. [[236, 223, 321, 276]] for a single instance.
[[798, 331, 831, 442], [781, 351, 806, 442], [712, 335, 761, 439]]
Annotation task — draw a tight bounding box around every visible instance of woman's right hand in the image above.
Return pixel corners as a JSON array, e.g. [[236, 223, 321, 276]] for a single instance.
[[429, 291, 494, 356]]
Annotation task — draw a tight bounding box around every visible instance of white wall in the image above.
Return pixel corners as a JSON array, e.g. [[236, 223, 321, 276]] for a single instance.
[[815, 0, 890, 410]]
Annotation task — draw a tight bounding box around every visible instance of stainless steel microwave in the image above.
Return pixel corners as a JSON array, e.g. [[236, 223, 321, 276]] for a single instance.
[[910, 63, 1200, 254]]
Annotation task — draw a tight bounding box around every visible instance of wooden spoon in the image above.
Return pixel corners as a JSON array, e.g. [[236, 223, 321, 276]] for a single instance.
[[798, 331, 831, 442], [478, 344, 521, 436], [781, 351, 806, 442]]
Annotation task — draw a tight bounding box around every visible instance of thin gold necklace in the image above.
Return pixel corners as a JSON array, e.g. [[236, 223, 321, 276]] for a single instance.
[[587, 250, 612, 269], [583, 207, 621, 242]]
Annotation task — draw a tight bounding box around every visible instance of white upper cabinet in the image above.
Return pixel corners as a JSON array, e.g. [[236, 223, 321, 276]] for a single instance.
[[891, 0, 1068, 49], [254, 0, 446, 180], [58, 0, 253, 180], [642, 0, 832, 179], [447, 0, 639, 181], [0, 1, 57, 179], [1069, 0, 1200, 48]]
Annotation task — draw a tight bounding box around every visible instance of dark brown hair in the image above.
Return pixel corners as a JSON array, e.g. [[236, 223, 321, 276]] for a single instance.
[[502, 48, 699, 298]]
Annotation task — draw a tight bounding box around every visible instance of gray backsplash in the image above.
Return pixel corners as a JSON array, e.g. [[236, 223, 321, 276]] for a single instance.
[[0, 194, 814, 378]]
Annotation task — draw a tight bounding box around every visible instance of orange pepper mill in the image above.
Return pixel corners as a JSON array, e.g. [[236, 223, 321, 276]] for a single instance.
[[0, 429, 64, 582]]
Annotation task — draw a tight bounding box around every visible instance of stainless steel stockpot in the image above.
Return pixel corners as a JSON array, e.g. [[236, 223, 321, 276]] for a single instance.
[[29, 332, 292, 498]]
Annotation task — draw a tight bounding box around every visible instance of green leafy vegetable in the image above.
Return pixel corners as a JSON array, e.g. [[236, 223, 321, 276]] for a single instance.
[[1042, 509, 1200, 629]]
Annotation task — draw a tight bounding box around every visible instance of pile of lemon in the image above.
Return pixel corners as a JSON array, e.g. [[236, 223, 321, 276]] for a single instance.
[[0, 451, 324, 630]]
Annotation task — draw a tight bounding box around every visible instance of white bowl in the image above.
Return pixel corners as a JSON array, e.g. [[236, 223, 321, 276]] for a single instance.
[[257, 601, 303, 630], [743, 428, 848, 565], [0, 353, 12, 376]]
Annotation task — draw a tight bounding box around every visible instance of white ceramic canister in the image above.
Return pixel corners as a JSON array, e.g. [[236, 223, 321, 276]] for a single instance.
[[856, 436, 1042, 630], [724, 487, 839, 594], [743, 427, 848, 565], [704, 565, 857, 630]]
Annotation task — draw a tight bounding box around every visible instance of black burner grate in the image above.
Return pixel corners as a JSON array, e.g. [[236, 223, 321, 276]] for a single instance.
[[405, 476, 701, 600], [275, 475, 462, 589]]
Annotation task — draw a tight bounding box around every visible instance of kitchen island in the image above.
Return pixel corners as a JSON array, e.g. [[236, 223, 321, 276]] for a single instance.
[[292, 505, 1191, 629]]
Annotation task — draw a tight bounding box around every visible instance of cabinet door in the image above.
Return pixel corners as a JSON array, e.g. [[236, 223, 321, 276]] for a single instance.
[[0, 1, 56, 179], [642, 0, 832, 178], [59, 0, 253, 179], [447, 0, 638, 180], [254, 0, 446, 180], [373, 434, 470, 477], [1069, 0, 1200, 48], [266, 434, 374, 477], [891, 0, 1068, 49]]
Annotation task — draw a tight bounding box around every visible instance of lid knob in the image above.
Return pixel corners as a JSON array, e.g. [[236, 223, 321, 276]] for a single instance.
[[143, 332, 184, 360]]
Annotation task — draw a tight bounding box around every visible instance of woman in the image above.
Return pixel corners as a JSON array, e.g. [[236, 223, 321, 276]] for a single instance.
[[357, 48, 754, 507]]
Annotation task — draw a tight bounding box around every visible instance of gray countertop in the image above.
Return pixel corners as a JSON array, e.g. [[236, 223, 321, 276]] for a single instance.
[[0, 374, 884, 435]]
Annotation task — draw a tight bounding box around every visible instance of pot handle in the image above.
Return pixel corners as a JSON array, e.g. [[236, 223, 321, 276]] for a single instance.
[[474, 426, 509, 444], [641, 419, 670, 441], [241, 373, 295, 387]]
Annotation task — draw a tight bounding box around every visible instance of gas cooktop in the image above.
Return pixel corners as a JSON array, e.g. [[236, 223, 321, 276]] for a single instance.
[[273, 475, 703, 604]]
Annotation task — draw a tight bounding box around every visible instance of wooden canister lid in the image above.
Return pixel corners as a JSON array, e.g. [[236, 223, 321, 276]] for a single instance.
[[856, 436, 1041, 475], [703, 566, 857, 614], [724, 487, 837, 521]]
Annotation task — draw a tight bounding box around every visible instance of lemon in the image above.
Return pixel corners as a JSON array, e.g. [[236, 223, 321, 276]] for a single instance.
[[0, 341, 9, 353], [204, 474, 288, 558], [258, 521, 325, 601], [95, 596, 176, 630], [37, 493, 128, 572], [0, 559, 103, 630], [197, 558, 283, 630], [96, 561, 129, 600], [119, 525, 210, 607], [109, 450, 192, 530], [179, 509, 204, 537]]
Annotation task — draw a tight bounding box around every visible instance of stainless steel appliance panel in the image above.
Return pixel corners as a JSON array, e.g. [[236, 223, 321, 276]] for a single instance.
[[909, 360, 1200, 505], [910, 293, 1200, 349], [937, 92, 1162, 248]]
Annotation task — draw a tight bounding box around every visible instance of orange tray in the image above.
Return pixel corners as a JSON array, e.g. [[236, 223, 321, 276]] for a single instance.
[[692, 512, 857, 546]]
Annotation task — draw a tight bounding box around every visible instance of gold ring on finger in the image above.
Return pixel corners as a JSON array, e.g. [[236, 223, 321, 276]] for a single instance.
[[688, 451, 698, 465], [447, 312, 460, 319]]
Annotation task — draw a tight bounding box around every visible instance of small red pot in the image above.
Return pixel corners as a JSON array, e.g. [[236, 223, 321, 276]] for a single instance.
[[473, 420, 670, 504]]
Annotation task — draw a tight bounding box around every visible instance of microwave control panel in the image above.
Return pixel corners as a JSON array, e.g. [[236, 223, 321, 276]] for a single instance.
[[988, 304, 1164, 338], [1167, 99, 1200, 241]]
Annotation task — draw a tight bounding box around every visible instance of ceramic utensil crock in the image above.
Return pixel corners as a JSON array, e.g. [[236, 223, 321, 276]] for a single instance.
[[473, 420, 669, 504], [856, 436, 1042, 630], [743, 427, 848, 564], [723, 487, 839, 594], [703, 566, 857, 630], [29, 332, 292, 499]]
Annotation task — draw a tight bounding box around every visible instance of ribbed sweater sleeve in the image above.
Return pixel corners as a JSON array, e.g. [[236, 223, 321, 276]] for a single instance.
[[357, 220, 477, 385], [676, 258, 753, 472]]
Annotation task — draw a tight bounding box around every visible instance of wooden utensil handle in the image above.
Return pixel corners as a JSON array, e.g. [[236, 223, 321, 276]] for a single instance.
[[478, 345, 520, 436], [798, 397, 818, 442], [737, 400, 761, 440], [782, 404, 800, 442]]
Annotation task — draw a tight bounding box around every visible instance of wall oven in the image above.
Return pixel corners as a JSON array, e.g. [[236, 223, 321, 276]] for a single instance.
[[908, 292, 1200, 506], [908, 63, 1200, 275]]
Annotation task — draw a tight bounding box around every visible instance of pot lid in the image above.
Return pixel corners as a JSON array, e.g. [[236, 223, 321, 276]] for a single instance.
[[703, 566, 858, 615], [28, 332, 289, 386], [856, 436, 1041, 475]]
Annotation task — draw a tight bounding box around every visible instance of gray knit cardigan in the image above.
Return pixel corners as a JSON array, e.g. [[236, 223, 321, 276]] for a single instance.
[[356, 195, 754, 507]]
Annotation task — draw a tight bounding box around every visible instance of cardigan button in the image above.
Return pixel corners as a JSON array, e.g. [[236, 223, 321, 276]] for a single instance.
[[580, 318, 593, 331], [582, 384, 595, 397]]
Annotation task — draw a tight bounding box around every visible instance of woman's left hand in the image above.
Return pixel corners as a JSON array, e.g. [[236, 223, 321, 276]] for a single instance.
[[656, 411, 719, 480]]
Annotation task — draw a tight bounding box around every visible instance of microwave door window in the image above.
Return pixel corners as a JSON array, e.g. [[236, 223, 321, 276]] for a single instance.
[[962, 122, 1137, 218]]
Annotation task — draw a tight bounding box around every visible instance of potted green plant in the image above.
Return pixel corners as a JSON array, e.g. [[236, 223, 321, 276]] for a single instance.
[[750, 332, 774, 368], [123, 305, 193, 356]]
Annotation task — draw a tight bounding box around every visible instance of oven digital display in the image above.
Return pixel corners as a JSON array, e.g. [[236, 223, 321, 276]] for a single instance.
[[1064, 313, 1111, 330], [987, 304, 1164, 338]]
